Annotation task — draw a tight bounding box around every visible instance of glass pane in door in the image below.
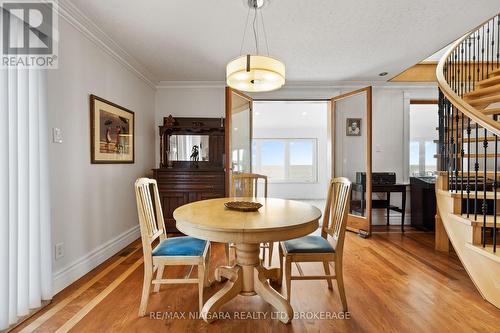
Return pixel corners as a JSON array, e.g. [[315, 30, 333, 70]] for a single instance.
[[335, 93, 368, 217], [230, 92, 252, 173]]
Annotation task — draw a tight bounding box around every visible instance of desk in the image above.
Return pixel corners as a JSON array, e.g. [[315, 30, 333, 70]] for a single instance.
[[173, 197, 321, 324], [352, 183, 409, 232]]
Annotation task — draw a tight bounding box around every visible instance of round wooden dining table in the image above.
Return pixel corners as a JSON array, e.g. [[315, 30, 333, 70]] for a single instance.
[[173, 197, 322, 324]]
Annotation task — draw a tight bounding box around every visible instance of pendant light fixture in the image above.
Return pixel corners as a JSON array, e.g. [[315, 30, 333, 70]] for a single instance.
[[226, 0, 285, 92]]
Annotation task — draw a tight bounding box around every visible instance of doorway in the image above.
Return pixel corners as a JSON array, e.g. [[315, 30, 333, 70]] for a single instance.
[[252, 100, 330, 206]]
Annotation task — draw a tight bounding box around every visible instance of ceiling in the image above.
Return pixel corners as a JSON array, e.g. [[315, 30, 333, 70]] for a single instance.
[[68, 0, 500, 84]]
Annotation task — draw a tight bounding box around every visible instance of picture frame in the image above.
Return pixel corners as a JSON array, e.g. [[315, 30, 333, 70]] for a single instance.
[[90, 94, 135, 164], [346, 118, 362, 136]]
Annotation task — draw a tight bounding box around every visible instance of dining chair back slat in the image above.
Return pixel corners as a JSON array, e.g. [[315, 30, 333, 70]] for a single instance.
[[135, 178, 166, 251], [321, 177, 351, 252], [231, 173, 268, 198]]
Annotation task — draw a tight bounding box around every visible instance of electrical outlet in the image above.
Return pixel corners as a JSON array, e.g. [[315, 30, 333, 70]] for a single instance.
[[55, 242, 64, 260], [52, 128, 63, 143]]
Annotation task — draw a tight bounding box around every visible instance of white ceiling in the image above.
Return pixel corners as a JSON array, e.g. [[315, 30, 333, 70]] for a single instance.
[[68, 0, 500, 84]]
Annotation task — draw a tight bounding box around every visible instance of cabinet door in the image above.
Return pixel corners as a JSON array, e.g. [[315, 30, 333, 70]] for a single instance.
[[161, 192, 189, 232], [199, 191, 225, 201]]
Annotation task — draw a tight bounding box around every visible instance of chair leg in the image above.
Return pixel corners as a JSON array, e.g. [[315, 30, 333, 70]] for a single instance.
[[138, 266, 153, 317], [204, 244, 211, 287], [268, 242, 274, 267], [285, 257, 292, 302], [153, 265, 164, 293], [198, 264, 205, 313], [335, 261, 348, 312], [322, 261, 333, 290], [277, 245, 284, 286], [261, 245, 266, 265]]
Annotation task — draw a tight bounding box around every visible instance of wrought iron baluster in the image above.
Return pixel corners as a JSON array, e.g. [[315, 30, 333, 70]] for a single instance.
[[443, 94, 452, 190], [481, 26, 485, 80], [473, 31, 477, 91], [466, 35, 472, 217], [451, 52, 456, 192], [487, 21, 490, 75], [483, 128, 488, 248], [460, 44, 464, 203], [494, 118, 498, 252], [467, 118, 471, 217], [492, 17, 495, 72], [475, 123, 479, 220], [497, 15, 500, 69]]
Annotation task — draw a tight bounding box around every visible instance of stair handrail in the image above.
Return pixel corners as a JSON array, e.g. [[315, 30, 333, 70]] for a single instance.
[[436, 16, 500, 137]]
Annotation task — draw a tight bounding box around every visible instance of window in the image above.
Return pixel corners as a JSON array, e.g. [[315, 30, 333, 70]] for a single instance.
[[409, 103, 438, 176], [252, 138, 317, 182]]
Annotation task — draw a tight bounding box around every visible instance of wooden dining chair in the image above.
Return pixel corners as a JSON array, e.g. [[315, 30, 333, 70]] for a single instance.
[[135, 178, 211, 316], [228, 173, 273, 266], [278, 177, 351, 311]]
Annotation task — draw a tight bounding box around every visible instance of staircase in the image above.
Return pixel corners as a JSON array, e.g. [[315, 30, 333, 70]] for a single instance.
[[436, 14, 500, 309]]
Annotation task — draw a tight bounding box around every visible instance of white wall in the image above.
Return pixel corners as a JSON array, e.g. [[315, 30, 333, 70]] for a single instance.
[[48, 18, 156, 292]]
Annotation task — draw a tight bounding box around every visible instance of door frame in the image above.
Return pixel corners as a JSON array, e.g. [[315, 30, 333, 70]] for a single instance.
[[225, 87, 253, 196], [331, 86, 373, 235]]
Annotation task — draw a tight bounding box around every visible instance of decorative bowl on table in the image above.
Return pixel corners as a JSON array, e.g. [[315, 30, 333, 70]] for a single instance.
[[224, 201, 262, 212]]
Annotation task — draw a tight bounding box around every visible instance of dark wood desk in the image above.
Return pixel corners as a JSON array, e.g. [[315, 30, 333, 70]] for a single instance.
[[352, 183, 409, 232]]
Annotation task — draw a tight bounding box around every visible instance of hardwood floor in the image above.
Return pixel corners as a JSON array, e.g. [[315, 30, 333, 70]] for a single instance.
[[12, 227, 500, 333]]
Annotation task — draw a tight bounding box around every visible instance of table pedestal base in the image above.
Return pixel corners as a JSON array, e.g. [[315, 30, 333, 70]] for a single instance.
[[200, 243, 293, 324]]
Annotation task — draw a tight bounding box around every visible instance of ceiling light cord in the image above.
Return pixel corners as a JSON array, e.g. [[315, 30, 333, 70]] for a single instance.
[[260, 9, 270, 56], [253, 7, 259, 54], [240, 1, 270, 56], [239, 6, 251, 55]]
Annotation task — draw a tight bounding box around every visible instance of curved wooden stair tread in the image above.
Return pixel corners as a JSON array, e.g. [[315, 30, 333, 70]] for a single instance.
[[464, 83, 500, 98], [456, 171, 500, 178], [465, 243, 500, 264], [480, 107, 500, 116], [435, 136, 499, 144], [450, 191, 500, 200], [451, 214, 500, 227], [477, 74, 500, 87], [455, 108, 500, 118], [464, 94, 500, 108], [488, 67, 500, 76], [461, 136, 497, 142], [446, 153, 497, 158]]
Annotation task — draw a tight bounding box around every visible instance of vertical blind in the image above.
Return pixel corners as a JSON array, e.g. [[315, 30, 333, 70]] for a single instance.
[[0, 14, 52, 330]]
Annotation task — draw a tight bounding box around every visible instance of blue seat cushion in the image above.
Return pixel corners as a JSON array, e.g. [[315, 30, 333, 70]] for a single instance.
[[152, 236, 207, 257], [283, 235, 335, 253]]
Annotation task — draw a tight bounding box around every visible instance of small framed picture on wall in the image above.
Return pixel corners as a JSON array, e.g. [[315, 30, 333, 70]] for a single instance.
[[346, 118, 361, 136], [90, 94, 135, 164]]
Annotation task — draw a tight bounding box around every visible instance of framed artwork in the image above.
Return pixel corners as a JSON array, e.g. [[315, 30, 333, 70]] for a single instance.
[[346, 118, 362, 136], [90, 94, 135, 164]]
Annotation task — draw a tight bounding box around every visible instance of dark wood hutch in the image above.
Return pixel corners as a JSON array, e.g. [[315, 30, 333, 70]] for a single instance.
[[153, 115, 226, 233]]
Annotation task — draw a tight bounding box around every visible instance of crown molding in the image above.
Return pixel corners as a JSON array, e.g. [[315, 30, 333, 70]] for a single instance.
[[156, 80, 437, 90], [57, 0, 158, 89], [156, 81, 226, 89]]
